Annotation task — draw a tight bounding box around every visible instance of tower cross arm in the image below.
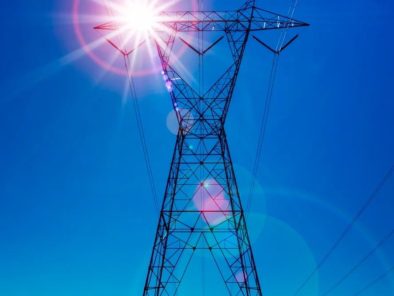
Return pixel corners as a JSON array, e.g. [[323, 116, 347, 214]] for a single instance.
[[94, 7, 309, 33], [250, 7, 309, 31]]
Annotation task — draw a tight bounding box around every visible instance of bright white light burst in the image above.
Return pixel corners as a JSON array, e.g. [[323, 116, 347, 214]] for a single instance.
[[80, 0, 179, 75], [117, 0, 159, 33], [98, 0, 171, 55]]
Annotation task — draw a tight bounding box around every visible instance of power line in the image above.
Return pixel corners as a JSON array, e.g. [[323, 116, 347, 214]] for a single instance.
[[246, 54, 278, 211], [294, 165, 394, 295], [246, 0, 299, 211], [101, 0, 160, 211], [123, 55, 160, 212], [353, 265, 394, 296], [322, 229, 394, 296]]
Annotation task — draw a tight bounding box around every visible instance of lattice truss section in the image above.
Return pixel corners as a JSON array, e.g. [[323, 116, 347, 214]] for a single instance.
[[96, 1, 308, 295]]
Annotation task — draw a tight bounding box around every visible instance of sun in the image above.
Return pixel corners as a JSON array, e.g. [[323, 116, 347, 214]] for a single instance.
[[104, 0, 161, 36], [116, 0, 159, 33], [95, 0, 167, 56], [74, 0, 180, 76]]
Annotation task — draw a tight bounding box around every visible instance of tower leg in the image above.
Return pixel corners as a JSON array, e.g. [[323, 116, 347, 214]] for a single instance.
[[143, 130, 262, 296]]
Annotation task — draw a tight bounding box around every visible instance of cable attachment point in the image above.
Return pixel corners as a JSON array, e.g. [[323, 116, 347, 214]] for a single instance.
[[253, 34, 299, 55]]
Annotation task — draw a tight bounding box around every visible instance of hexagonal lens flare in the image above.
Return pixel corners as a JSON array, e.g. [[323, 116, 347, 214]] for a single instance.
[[193, 179, 232, 226]]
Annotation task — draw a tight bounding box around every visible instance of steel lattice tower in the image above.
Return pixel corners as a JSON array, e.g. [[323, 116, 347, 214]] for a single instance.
[[96, 1, 308, 295]]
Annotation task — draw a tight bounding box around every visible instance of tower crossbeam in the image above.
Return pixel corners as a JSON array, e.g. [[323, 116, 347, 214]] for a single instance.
[[95, 6, 308, 33]]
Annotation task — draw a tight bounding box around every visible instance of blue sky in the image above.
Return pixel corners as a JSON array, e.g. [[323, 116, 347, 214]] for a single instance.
[[0, 0, 393, 295]]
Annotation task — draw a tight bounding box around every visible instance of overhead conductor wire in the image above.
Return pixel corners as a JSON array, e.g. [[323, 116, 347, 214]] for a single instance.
[[322, 229, 394, 296], [246, 0, 299, 211], [123, 55, 160, 212], [353, 265, 394, 296], [294, 165, 394, 295], [102, 0, 159, 212]]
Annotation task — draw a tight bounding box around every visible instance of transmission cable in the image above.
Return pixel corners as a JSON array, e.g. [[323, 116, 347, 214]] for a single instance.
[[322, 229, 394, 296], [246, 0, 299, 211], [123, 55, 160, 212], [101, 1, 160, 211], [353, 265, 394, 296], [294, 165, 394, 295], [246, 55, 278, 211]]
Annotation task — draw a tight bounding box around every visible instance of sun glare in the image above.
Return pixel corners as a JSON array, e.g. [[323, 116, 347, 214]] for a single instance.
[[99, 0, 166, 55], [104, 0, 160, 35], [117, 1, 159, 33], [73, 0, 180, 76]]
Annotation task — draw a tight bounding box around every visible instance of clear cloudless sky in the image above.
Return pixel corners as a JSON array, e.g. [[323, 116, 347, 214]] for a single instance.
[[0, 0, 394, 295]]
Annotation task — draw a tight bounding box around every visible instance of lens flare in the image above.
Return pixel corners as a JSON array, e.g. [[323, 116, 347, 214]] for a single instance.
[[193, 179, 232, 226], [115, 1, 159, 33], [72, 0, 184, 77]]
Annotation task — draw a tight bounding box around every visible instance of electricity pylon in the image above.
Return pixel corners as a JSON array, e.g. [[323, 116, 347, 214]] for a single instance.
[[96, 1, 308, 295]]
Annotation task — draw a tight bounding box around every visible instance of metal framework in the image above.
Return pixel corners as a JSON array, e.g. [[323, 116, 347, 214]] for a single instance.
[[96, 1, 308, 295]]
